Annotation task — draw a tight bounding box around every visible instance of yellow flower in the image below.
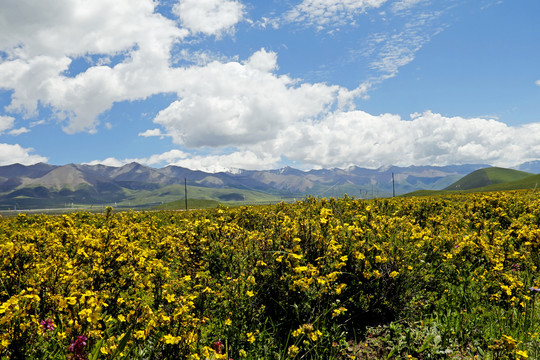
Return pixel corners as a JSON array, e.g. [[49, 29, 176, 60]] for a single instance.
[[134, 330, 146, 339], [246, 290, 255, 297], [66, 296, 77, 305], [502, 335, 517, 348], [247, 332, 256, 343], [288, 345, 299, 357], [335, 283, 346, 295], [224, 318, 232, 326], [309, 330, 322, 341], [389, 271, 399, 278], [332, 306, 348, 318], [163, 334, 181, 344], [516, 350, 528, 358]]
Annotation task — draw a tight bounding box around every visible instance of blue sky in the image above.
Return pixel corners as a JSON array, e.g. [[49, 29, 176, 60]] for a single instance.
[[1, 0, 539, 171]]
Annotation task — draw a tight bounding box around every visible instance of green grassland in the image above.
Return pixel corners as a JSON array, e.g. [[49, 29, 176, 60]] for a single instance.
[[151, 198, 220, 210], [119, 183, 287, 208], [444, 167, 532, 191], [404, 167, 539, 197]]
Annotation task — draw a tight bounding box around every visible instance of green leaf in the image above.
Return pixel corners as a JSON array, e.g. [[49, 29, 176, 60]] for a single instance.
[[111, 327, 133, 359], [90, 337, 106, 360]]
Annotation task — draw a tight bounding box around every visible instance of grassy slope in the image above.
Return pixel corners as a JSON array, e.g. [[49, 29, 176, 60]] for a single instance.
[[404, 172, 540, 197], [152, 199, 220, 210], [444, 167, 532, 191], [119, 184, 286, 207]]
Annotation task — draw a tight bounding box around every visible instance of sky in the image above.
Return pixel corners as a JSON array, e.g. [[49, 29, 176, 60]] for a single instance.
[[1, 0, 540, 172]]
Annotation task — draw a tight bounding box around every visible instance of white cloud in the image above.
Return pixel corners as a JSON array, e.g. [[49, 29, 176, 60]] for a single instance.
[[0, 0, 187, 133], [284, 0, 388, 27], [0, 115, 15, 134], [536, 80, 540, 86], [167, 151, 279, 172], [88, 149, 276, 172], [139, 149, 189, 165], [173, 0, 245, 37], [8, 127, 30, 136], [0, 0, 179, 59], [392, 0, 425, 12], [154, 49, 362, 148], [272, 110, 540, 169], [85, 157, 128, 168], [129, 109, 540, 171], [0, 0, 188, 59], [139, 128, 165, 137], [364, 10, 444, 81], [172, 49, 239, 66], [0, 143, 47, 165], [245, 48, 278, 72]]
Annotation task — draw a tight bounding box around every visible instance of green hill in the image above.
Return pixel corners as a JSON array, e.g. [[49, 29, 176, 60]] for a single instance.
[[444, 167, 532, 191], [403, 170, 540, 197], [472, 173, 540, 192]]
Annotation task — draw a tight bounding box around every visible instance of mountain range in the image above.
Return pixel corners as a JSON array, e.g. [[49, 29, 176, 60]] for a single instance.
[[1, 161, 539, 210]]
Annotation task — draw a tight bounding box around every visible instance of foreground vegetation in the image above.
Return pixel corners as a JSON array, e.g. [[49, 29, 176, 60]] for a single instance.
[[1, 191, 540, 359]]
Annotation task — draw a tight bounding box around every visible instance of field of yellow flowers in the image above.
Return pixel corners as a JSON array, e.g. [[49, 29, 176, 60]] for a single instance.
[[2, 191, 540, 359]]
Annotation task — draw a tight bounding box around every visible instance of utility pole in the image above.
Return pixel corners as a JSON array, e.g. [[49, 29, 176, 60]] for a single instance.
[[392, 173, 396, 197], [184, 178, 188, 210]]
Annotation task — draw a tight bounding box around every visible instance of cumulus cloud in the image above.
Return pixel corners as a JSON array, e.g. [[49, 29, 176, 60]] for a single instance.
[[283, 0, 388, 27], [0, 0, 187, 133], [0, 0, 179, 59], [0, 143, 47, 165], [536, 80, 540, 86], [272, 110, 540, 169], [88, 149, 277, 172], [238, 112, 540, 170], [99, 110, 540, 172], [173, 0, 245, 36], [154, 49, 361, 148], [0, 116, 15, 134], [139, 128, 166, 137], [166, 151, 279, 172]]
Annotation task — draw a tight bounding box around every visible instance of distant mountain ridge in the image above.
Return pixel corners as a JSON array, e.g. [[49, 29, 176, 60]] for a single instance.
[[0, 161, 512, 209]]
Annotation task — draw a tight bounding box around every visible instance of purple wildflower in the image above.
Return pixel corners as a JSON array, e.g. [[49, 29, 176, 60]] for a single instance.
[[40, 318, 55, 334], [213, 339, 225, 354], [530, 287, 540, 292], [68, 335, 89, 360]]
